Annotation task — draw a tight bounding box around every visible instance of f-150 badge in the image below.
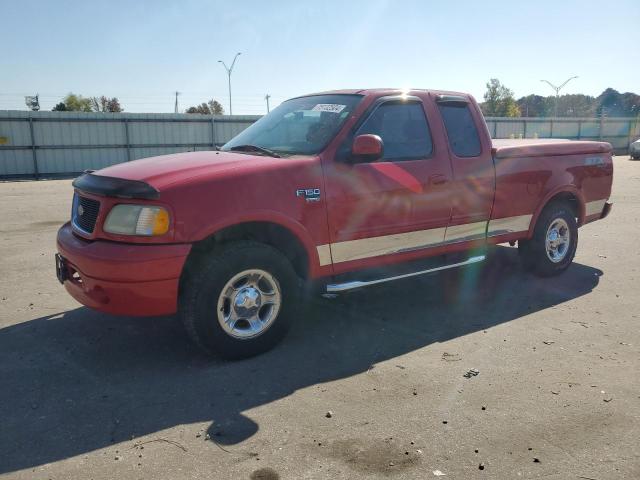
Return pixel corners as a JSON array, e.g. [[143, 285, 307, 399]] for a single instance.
[[296, 188, 321, 202]]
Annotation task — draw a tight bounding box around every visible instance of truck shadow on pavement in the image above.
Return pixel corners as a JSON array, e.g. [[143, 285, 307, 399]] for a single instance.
[[0, 246, 602, 474]]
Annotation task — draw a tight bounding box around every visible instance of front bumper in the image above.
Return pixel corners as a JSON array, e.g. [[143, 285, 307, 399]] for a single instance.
[[56, 222, 191, 316]]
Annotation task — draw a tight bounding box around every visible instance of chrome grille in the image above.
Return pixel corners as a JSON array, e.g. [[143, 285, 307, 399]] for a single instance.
[[73, 194, 100, 234]]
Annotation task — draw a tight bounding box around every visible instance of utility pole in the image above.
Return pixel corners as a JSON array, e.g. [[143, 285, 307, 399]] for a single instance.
[[218, 52, 241, 115], [265, 94, 271, 113], [540, 76, 578, 118], [174, 91, 180, 113]]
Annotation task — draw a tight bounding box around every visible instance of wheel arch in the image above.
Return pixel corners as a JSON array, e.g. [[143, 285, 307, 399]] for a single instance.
[[526, 187, 585, 238], [180, 219, 318, 294]]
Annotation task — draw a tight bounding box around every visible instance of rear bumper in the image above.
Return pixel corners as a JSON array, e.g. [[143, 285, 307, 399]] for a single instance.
[[584, 200, 613, 224], [56, 222, 191, 316]]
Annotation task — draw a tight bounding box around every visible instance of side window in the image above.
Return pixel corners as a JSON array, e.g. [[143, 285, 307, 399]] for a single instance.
[[357, 102, 432, 161], [438, 104, 482, 157]]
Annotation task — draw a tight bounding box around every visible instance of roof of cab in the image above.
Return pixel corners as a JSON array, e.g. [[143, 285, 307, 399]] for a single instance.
[[292, 88, 475, 100]]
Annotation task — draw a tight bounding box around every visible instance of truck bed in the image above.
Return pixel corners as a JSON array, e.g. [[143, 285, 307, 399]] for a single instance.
[[492, 139, 612, 159], [489, 138, 613, 230]]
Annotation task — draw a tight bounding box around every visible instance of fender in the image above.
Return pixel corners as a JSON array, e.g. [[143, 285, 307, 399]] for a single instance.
[[191, 209, 326, 278], [526, 185, 586, 238]]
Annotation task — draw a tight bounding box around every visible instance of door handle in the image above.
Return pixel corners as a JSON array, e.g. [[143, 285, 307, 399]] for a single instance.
[[429, 174, 448, 186]]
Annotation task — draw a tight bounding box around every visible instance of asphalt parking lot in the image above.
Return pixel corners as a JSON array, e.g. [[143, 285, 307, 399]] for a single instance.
[[1, 157, 639, 479]]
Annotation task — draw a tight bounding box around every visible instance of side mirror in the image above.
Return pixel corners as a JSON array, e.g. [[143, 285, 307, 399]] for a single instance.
[[351, 134, 383, 163]]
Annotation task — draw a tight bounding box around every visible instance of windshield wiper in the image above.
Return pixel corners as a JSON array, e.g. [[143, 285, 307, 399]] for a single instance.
[[229, 144, 281, 158]]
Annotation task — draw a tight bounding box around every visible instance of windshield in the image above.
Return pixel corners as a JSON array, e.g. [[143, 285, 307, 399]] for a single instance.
[[222, 94, 363, 155]]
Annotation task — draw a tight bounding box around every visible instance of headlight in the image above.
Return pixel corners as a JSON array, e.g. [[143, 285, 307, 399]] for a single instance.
[[103, 204, 170, 236]]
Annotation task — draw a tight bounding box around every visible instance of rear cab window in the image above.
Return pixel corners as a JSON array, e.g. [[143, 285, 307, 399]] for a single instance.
[[438, 103, 482, 157]]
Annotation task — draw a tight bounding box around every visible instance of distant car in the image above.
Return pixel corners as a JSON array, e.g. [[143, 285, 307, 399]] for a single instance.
[[630, 139, 640, 160]]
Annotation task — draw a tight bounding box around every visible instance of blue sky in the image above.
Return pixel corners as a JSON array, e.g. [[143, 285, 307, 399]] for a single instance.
[[2, 0, 639, 113]]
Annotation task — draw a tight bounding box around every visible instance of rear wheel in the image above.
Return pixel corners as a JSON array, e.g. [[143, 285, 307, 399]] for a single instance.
[[179, 241, 301, 359], [518, 202, 578, 277]]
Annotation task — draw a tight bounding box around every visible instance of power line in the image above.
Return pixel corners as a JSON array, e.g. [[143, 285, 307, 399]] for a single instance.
[[0, 88, 285, 113]]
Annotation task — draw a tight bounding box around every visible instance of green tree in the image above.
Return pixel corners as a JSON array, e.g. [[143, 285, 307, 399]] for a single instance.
[[504, 101, 521, 117], [513, 87, 640, 118], [52, 102, 68, 111], [186, 103, 211, 114], [556, 94, 593, 117], [186, 99, 225, 115], [482, 79, 520, 117], [91, 96, 123, 112], [620, 92, 640, 118], [516, 95, 551, 117], [208, 99, 224, 115], [60, 93, 93, 112], [592, 88, 640, 117]]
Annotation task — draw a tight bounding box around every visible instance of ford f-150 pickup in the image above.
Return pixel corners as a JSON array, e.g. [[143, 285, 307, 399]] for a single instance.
[[56, 89, 614, 358]]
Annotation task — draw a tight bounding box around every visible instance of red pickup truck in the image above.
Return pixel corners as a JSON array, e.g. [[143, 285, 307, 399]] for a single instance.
[[56, 89, 613, 358]]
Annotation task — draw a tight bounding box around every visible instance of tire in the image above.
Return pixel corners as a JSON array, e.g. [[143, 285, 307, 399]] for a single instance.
[[179, 241, 302, 359], [518, 202, 578, 277]]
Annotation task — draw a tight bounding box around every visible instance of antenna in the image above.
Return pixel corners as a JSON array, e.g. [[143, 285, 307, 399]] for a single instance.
[[265, 94, 271, 113], [25, 94, 40, 111]]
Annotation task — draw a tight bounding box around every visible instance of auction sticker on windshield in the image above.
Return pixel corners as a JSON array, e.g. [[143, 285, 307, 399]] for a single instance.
[[312, 104, 346, 113]]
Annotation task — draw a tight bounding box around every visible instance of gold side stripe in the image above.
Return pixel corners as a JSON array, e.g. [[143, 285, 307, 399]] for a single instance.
[[444, 221, 487, 243], [317, 244, 332, 267], [487, 214, 532, 237], [317, 201, 608, 266], [585, 199, 607, 216], [317, 213, 541, 266], [330, 227, 447, 263]]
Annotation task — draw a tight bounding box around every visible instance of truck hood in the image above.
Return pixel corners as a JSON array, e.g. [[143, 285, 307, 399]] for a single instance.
[[93, 150, 281, 191]]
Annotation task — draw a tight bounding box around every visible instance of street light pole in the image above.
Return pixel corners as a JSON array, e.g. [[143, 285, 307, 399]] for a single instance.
[[540, 76, 579, 118], [218, 52, 241, 115]]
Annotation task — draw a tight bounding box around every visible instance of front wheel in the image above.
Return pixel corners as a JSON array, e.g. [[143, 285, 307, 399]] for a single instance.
[[179, 241, 301, 359], [518, 202, 578, 277]]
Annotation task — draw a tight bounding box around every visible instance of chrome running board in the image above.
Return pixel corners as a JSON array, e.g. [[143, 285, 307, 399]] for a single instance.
[[325, 255, 486, 293]]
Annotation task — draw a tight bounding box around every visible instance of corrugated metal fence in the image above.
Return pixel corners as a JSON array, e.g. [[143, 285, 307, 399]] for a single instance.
[[484, 116, 640, 153], [1, 111, 638, 179], [0, 111, 260, 178]]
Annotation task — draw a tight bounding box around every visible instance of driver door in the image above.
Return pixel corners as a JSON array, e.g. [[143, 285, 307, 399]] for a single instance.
[[323, 96, 453, 272]]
